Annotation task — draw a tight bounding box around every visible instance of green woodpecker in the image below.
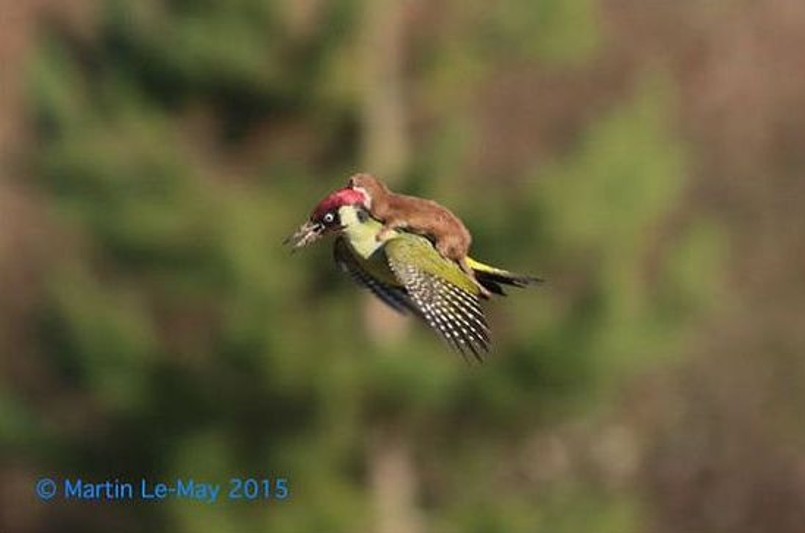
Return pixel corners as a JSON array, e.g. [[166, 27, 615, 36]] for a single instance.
[[286, 188, 540, 359], [346, 173, 490, 297]]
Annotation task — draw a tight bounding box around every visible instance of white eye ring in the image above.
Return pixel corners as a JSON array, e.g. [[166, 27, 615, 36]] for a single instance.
[[323, 212, 335, 224]]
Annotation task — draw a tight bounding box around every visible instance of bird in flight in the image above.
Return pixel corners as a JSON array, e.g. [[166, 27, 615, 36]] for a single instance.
[[286, 185, 540, 360]]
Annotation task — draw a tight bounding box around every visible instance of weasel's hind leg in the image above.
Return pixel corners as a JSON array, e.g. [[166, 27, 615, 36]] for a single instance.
[[435, 240, 491, 299], [459, 257, 493, 299]]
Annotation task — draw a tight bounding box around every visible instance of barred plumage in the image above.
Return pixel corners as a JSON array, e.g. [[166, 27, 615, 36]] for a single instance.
[[387, 259, 490, 361]]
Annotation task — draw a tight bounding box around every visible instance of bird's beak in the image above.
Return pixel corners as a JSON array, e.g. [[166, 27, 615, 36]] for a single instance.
[[284, 219, 326, 250]]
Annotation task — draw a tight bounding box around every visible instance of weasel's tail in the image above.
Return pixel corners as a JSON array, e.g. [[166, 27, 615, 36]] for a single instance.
[[466, 257, 543, 296]]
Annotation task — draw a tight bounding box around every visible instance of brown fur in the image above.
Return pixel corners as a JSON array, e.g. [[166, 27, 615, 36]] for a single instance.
[[348, 173, 490, 297]]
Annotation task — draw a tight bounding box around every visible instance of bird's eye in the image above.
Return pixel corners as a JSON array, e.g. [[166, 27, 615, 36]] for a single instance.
[[322, 212, 336, 225]]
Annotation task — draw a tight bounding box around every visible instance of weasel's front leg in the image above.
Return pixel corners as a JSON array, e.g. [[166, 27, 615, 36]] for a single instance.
[[376, 220, 406, 242]]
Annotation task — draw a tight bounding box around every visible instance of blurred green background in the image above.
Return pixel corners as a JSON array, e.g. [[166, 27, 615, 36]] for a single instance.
[[2, 1, 805, 532]]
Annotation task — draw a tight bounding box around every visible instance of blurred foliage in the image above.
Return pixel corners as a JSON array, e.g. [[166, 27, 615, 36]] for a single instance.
[[2, 0, 728, 532]]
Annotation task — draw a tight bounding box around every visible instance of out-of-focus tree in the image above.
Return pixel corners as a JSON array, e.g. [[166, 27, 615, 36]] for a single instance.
[[0, 1, 728, 532]]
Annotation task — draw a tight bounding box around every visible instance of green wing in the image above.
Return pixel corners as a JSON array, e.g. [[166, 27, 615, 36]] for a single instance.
[[333, 237, 422, 317], [384, 236, 491, 360], [334, 205, 492, 359]]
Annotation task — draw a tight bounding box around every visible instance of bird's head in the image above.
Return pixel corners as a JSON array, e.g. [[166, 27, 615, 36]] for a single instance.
[[285, 187, 368, 249]]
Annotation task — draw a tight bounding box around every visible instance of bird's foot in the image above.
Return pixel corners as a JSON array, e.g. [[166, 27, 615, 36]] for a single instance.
[[475, 278, 493, 299]]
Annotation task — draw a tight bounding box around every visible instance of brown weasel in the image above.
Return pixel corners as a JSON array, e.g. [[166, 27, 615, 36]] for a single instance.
[[348, 173, 491, 298]]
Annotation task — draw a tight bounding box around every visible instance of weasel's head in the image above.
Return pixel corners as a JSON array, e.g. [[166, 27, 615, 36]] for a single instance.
[[347, 173, 388, 209], [285, 188, 366, 249]]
